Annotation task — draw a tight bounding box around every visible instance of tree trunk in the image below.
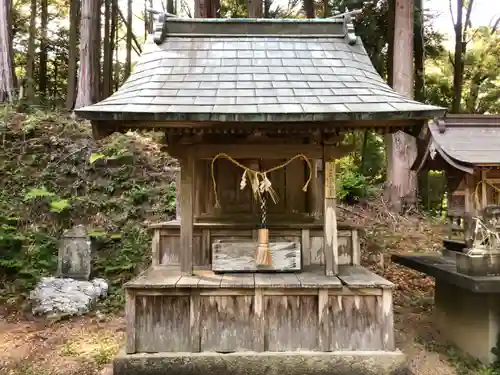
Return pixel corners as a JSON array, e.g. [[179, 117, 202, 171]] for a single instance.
[[125, 0, 132, 79], [110, 0, 118, 93], [113, 13, 120, 91], [322, 0, 329, 18], [26, 0, 37, 102], [451, 0, 475, 113], [103, 0, 111, 99], [451, 0, 463, 113], [66, 0, 79, 109], [195, 0, 219, 17], [74, 0, 100, 109], [166, 0, 174, 14], [303, 0, 315, 18], [0, 0, 14, 102], [7, 0, 16, 89], [39, 0, 48, 102], [247, 0, 262, 17], [385, 0, 417, 213], [386, 0, 395, 86], [93, 0, 101, 97], [414, 0, 424, 102]]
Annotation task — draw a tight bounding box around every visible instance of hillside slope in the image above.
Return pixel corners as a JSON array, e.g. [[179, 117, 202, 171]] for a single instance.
[[0, 108, 177, 299]]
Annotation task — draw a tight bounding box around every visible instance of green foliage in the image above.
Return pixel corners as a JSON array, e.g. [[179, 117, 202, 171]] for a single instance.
[[425, 26, 500, 113], [0, 108, 177, 304], [335, 131, 385, 204], [336, 168, 370, 203]]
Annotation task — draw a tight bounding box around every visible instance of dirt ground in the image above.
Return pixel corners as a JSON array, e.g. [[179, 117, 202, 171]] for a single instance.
[[0, 204, 491, 375], [0, 265, 474, 375]]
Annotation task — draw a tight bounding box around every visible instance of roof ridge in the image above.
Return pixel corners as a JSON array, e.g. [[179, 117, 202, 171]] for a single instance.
[[153, 16, 357, 45]]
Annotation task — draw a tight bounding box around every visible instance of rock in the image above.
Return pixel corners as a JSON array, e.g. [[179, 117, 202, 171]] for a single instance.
[[29, 277, 108, 318]]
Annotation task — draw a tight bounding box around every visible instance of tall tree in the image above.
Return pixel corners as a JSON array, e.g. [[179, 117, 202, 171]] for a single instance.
[[39, 0, 48, 101], [385, 0, 417, 212], [102, 0, 112, 99], [74, 0, 100, 109], [66, 0, 80, 109], [247, 0, 262, 17], [195, 0, 219, 17], [0, 0, 14, 102], [414, 0, 424, 101], [25, 0, 37, 102], [451, 0, 475, 113], [303, 0, 315, 18], [125, 0, 132, 79]]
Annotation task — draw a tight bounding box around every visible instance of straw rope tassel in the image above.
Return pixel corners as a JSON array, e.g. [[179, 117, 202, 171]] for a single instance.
[[256, 194, 272, 266], [210, 153, 313, 266]]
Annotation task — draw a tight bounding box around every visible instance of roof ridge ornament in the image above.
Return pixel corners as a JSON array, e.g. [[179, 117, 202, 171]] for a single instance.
[[147, 8, 176, 45], [329, 8, 362, 45]]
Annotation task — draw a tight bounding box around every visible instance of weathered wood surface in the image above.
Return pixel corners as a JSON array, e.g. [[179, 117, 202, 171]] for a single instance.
[[154, 223, 359, 269], [135, 295, 191, 352], [127, 265, 387, 290], [295, 267, 342, 288], [212, 239, 301, 272], [265, 295, 319, 350], [126, 265, 395, 354], [180, 155, 194, 275], [200, 295, 260, 352], [150, 220, 361, 230], [323, 160, 338, 276], [337, 265, 394, 289]]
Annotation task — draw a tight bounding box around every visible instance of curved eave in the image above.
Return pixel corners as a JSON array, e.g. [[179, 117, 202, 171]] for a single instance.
[[75, 108, 446, 123], [412, 136, 474, 175]]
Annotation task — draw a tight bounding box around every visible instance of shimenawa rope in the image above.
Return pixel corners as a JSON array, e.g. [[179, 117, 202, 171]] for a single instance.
[[210, 152, 313, 266]]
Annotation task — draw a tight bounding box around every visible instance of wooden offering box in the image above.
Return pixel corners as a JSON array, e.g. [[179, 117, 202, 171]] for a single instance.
[[150, 221, 361, 272]]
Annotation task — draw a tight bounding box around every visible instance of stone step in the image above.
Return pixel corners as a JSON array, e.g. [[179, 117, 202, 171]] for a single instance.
[[113, 350, 410, 375]]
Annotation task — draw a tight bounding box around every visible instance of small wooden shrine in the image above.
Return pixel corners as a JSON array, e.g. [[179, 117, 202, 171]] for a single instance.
[[395, 114, 500, 364], [76, 16, 445, 375], [413, 114, 500, 243]]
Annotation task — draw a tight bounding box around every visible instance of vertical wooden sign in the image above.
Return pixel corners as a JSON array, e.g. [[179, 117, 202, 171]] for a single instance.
[[324, 161, 336, 199], [323, 160, 338, 276]]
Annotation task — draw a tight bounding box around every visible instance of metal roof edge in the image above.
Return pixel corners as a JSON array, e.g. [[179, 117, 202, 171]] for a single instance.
[[152, 16, 350, 45], [74, 108, 446, 123]]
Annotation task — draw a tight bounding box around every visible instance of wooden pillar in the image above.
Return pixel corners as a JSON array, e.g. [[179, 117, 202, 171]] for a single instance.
[[323, 155, 338, 276], [176, 169, 181, 220], [481, 169, 488, 211], [180, 154, 194, 275], [307, 159, 323, 221], [464, 172, 476, 248]]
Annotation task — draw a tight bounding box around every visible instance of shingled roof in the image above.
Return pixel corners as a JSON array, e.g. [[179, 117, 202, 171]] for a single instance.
[[75, 17, 446, 129], [413, 115, 500, 174]]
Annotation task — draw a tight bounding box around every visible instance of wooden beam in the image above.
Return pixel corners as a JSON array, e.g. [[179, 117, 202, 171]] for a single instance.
[[173, 144, 353, 160], [323, 154, 338, 276], [180, 155, 194, 275], [464, 172, 476, 248], [481, 169, 488, 210]]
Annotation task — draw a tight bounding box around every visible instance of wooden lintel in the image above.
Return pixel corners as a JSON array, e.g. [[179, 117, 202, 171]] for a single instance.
[[173, 144, 353, 160]]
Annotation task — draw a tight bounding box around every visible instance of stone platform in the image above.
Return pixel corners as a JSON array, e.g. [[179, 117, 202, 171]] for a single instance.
[[392, 252, 500, 364], [114, 350, 410, 375]]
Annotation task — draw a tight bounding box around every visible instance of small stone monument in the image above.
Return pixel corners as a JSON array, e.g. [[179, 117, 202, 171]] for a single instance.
[[58, 225, 91, 280]]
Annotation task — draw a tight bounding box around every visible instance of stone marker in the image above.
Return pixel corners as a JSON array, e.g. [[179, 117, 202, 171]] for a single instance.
[[58, 225, 91, 280]]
